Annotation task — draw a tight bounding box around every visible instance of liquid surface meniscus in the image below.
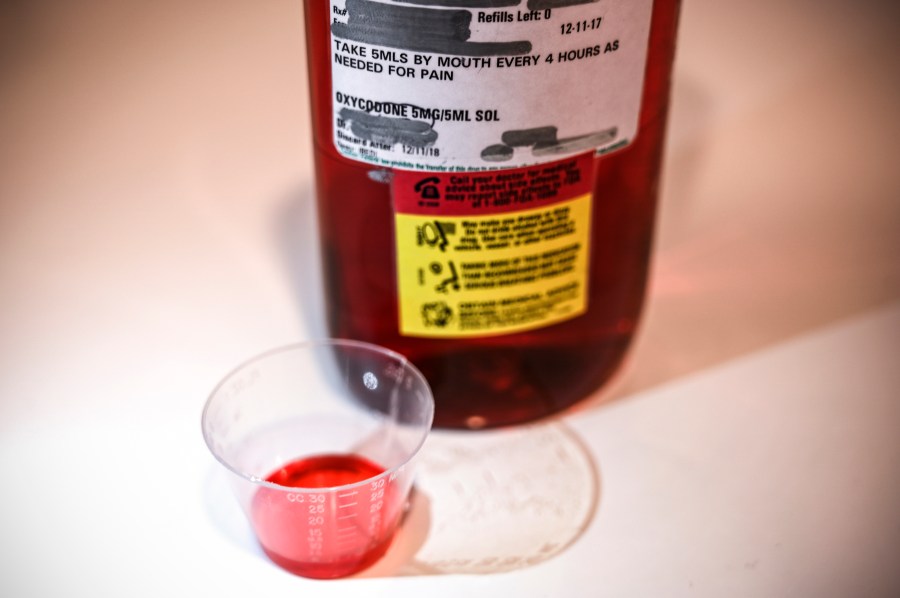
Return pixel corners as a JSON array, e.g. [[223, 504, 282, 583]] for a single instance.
[[264, 453, 385, 488]]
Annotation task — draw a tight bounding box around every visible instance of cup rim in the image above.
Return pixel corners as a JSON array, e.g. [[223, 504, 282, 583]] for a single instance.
[[200, 338, 435, 492]]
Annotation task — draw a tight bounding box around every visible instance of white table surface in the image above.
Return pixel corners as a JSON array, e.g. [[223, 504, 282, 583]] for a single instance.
[[2, 1, 899, 596]]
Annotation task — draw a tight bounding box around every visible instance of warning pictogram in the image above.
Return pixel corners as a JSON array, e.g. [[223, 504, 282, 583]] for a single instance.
[[393, 153, 594, 338], [422, 302, 453, 328]]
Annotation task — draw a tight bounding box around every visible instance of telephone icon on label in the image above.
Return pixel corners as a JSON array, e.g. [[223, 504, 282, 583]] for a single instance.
[[414, 177, 441, 200]]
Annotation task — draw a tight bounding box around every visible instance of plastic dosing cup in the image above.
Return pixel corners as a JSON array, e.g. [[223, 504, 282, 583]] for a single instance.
[[201, 340, 434, 579]]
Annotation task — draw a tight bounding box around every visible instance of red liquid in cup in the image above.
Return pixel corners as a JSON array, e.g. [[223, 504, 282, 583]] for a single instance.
[[251, 454, 399, 579]]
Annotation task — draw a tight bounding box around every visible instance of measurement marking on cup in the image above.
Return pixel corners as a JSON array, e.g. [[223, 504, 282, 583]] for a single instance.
[[338, 513, 358, 520], [337, 491, 358, 498], [338, 502, 359, 508], [337, 534, 361, 544]]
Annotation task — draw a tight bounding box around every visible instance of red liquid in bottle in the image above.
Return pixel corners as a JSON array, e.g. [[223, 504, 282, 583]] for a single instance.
[[303, 1, 681, 428], [251, 454, 397, 579]]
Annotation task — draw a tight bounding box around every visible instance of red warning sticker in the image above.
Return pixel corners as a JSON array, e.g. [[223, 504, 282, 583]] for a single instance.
[[393, 153, 593, 216]]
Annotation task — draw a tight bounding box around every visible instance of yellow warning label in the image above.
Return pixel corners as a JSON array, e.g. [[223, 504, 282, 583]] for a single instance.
[[395, 193, 591, 337]]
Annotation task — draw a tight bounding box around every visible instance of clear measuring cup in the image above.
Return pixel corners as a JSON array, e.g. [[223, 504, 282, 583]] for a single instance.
[[201, 340, 434, 579]]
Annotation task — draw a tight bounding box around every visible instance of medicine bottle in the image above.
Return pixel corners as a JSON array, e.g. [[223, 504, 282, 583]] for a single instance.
[[303, 0, 681, 428]]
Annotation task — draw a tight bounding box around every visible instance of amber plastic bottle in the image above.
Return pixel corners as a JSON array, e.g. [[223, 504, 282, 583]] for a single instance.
[[304, 0, 680, 428]]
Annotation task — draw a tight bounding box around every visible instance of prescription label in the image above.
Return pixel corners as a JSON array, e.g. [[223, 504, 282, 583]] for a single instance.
[[329, 0, 654, 171]]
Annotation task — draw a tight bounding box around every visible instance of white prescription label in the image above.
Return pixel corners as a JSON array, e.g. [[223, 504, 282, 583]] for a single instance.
[[329, 0, 653, 172]]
